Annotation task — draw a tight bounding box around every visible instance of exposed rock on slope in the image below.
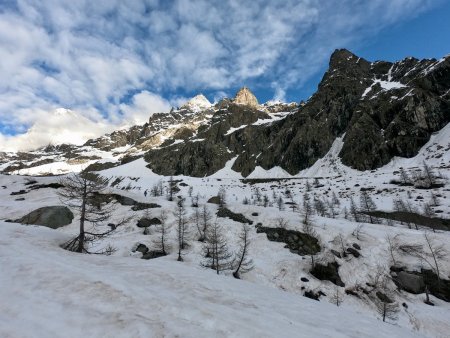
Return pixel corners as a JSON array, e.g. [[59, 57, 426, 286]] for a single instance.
[[11, 206, 74, 229], [234, 87, 259, 107], [144, 49, 450, 176], [144, 102, 273, 176]]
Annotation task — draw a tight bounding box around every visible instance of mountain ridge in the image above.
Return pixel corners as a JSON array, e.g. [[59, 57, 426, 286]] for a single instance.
[[1, 49, 449, 177]]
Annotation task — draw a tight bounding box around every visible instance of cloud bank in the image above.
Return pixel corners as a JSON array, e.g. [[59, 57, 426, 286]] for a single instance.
[[0, 0, 439, 151]]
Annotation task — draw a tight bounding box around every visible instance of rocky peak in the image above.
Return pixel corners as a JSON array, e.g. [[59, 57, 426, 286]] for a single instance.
[[180, 94, 212, 112], [329, 49, 358, 66], [233, 87, 259, 107], [328, 49, 371, 76]]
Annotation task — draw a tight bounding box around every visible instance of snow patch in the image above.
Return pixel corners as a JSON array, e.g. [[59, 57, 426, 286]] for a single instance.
[[247, 166, 292, 179], [224, 125, 247, 136], [362, 79, 407, 98], [208, 156, 243, 179], [181, 94, 212, 112]]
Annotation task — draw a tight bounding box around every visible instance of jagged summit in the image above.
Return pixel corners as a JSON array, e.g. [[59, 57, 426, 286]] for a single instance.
[[233, 87, 259, 107], [328, 48, 371, 74], [180, 94, 212, 112]]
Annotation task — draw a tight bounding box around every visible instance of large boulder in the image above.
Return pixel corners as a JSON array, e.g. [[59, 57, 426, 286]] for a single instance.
[[396, 271, 425, 294], [256, 226, 320, 256], [17, 206, 74, 229], [310, 262, 345, 287], [137, 217, 162, 228]]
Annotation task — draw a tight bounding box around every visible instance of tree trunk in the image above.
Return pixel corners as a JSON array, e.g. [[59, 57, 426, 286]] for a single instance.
[[77, 182, 87, 253]]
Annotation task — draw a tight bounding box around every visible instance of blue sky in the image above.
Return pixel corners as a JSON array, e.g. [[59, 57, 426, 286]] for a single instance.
[[0, 0, 448, 150]]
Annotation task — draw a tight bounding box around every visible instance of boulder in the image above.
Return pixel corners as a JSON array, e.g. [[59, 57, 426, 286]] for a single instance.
[[137, 218, 162, 228], [131, 202, 161, 211], [115, 195, 135, 206], [207, 196, 221, 204], [304, 290, 320, 301], [396, 271, 425, 294], [16, 206, 74, 229], [256, 226, 320, 256], [310, 262, 345, 287], [134, 243, 149, 254], [346, 247, 361, 258], [142, 251, 166, 260], [217, 207, 252, 224], [352, 243, 361, 250]]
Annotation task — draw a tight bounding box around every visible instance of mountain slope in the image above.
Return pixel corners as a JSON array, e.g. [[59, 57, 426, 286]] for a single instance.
[[1, 49, 449, 178], [143, 49, 450, 177]]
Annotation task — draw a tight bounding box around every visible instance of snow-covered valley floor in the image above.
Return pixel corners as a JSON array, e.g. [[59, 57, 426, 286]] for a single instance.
[[0, 221, 425, 338], [1, 124, 450, 337]]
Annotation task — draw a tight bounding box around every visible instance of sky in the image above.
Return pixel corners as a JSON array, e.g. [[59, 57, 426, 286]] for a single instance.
[[0, 0, 449, 151]]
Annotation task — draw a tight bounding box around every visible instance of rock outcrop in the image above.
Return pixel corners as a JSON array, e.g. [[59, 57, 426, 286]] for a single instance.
[[14, 206, 74, 229], [233, 87, 259, 107]]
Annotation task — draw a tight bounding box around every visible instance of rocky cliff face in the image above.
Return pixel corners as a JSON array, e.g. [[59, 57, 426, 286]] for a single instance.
[[143, 49, 450, 176], [233, 87, 259, 107]]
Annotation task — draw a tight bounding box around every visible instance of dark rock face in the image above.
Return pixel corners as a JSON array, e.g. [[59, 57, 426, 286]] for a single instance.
[[143, 49, 450, 177], [137, 217, 162, 228], [216, 207, 252, 224], [15, 206, 74, 229], [256, 226, 320, 256], [84, 161, 118, 172], [310, 262, 345, 287], [144, 103, 271, 176], [108, 194, 160, 210], [392, 268, 450, 301]]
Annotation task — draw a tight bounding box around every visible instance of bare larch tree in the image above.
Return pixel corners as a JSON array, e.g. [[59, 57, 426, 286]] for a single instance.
[[197, 204, 212, 242], [153, 210, 171, 255], [58, 172, 125, 254], [359, 191, 377, 224], [233, 224, 254, 279], [174, 198, 189, 261], [202, 222, 233, 274]]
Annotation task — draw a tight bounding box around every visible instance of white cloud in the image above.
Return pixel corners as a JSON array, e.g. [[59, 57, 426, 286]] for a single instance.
[[0, 0, 441, 151], [0, 108, 111, 152], [118, 91, 172, 126], [0, 90, 173, 152]]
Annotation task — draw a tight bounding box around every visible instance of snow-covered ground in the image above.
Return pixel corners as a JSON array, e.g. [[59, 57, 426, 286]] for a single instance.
[[0, 221, 426, 338], [1, 123, 450, 337]]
